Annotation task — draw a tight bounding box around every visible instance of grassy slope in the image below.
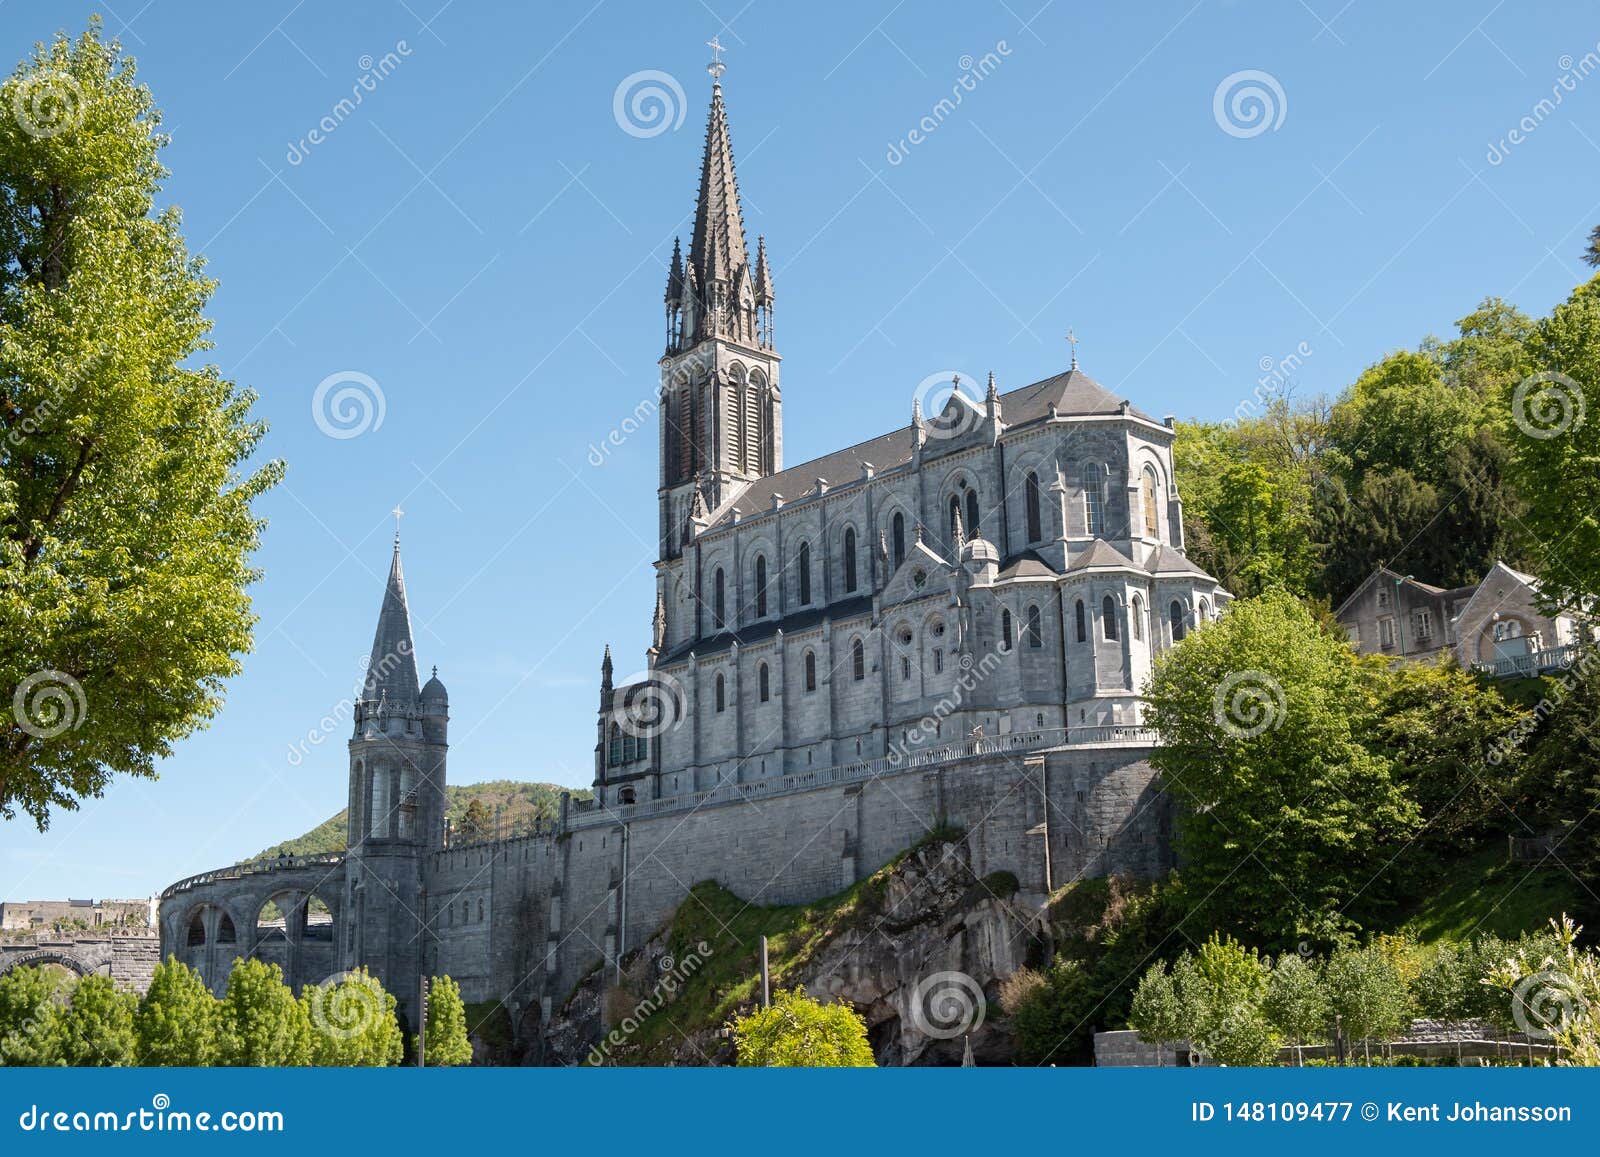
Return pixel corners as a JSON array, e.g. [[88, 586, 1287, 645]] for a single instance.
[[248, 780, 592, 862], [1399, 843, 1583, 944]]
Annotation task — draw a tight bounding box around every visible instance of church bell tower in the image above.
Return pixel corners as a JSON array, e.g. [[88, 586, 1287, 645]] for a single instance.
[[658, 42, 781, 560]]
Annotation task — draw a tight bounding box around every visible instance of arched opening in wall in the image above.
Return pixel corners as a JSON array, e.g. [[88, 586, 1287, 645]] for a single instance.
[[843, 528, 858, 592], [1198, 597, 1210, 624], [1170, 600, 1187, 642], [186, 909, 206, 947], [892, 513, 906, 569], [216, 913, 237, 944], [715, 673, 726, 713], [965, 488, 980, 536], [1103, 594, 1119, 641], [609, 722, 622, 766], [1000, 608, 1013, 651], [797, 541, 812, 605], [1025, 472, 1042, 542], [304, 894, 334, 942], [713, 568, 726, 629], [255, 894, 295, 944], [1143, 466, 1160, 538], [619, 787, 637, 805], [754, 555, 768, 617], [368, 763, 389, 839], [758, 662, 770, 703], [1132, 594, 1145, 641], [804, 650, 816, 692], [1082, 464, 1104, 536], [852, 638, 865, 680]]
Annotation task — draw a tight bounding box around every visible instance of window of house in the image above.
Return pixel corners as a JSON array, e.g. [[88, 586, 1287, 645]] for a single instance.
[[1414, 608, 1432, 640], [843, 528, 857, 592], [1026, 605, 1043, 648], [1379, 617, 1395, 649], [1102, 594, 1118, 641], [1377, 587, 1389, 609], [852, 639, 865, 680], [1082, 464, 1104, 536], [754, 556, 768, 617], [758, 662, 770, 703], [609, 723, 621, 766], [1025, 471, 1042, 542], [797, 542, 811, 605], [804, 650, 816, 692]]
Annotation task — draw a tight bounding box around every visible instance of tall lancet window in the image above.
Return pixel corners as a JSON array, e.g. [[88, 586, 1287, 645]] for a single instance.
[[843, 528, 858, 593], [1025, 472, 1043, 543], [1082, 464, 1104, 537], [797, 542, 812, 605], [892, 513, 906, 569], [754, 555, 768, 617]]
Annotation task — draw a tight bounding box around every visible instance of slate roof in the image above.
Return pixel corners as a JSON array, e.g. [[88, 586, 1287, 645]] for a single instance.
[[365, 542, 421, 703]]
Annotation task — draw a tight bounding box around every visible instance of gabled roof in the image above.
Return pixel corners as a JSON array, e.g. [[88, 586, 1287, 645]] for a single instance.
[[710, 365, 1153, 525], [1144, 544, 1208, 576], [1068, 539, 1141, 572], [1332, 565, 1467, 619], [996, 551, 1058, 581]]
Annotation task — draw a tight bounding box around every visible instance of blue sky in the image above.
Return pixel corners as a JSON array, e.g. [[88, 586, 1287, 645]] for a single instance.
[[4, 0, 1598, 900]]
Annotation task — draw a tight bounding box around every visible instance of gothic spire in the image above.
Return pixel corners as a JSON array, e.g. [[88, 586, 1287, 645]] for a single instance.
[[753, 234, 772, 303], [665, 236, 684, 304], [687, 78, 750, 315], [364, 539, 421, 703]]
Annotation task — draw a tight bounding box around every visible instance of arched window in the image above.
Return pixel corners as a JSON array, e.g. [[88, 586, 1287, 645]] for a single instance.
[[461, 900, 469, 924], [477, 898, 485, 922], [948, 494, 962, 541], [1075, 599, 1087, 643], [713, 568, 725, 629], [758, 662, 770, 703], [1132, 594, 1145, 641], [1001, 608, 1013, 651], [965, 488, 980, 536], [216, 913, 236, 943], [1026, 605, 1043, 648], [1143, 467, 1160, 537], [804, 650, 816, 692], [843, 528, 858, 592], [754, 555, 768, 617], [622, 730, 636, 764], [797, 542, 812, 605], [186, 910, 205, 947], [1025, 472, 1042, 542], [852, 638, 865, 681], [1198, 597, 1210, 623], [1103, 594, 1118, 641], [714, 673, 725, 713], [1082, 464, 1104, 536], [1170, 600, 1186, 642], [609, 723, 622, 766], [892, 513, 906, 569]]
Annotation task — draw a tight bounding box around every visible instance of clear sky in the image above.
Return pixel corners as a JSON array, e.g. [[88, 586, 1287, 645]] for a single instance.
[[4, 0, 1598, 901]]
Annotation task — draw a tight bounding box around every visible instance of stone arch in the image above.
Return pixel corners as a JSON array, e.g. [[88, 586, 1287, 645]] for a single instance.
[[0, 949, 91, 978]]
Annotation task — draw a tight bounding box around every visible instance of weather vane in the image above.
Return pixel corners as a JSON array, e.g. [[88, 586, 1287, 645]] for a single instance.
[[707, 35, 726, 82]]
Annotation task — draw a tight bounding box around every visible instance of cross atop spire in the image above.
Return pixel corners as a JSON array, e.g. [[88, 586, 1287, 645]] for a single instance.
[[707, 35, 726, 83], [391, 505, 404, 546], [1066, 328, 1079, 371]]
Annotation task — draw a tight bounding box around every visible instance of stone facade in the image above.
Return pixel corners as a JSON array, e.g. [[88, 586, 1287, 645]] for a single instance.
[[159, 73, 1223, 1049]]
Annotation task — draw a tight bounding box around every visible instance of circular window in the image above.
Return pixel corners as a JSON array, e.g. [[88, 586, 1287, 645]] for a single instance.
[[933, 622, 945, 638], [913, 569, 927, 588], [897, 629, 913, 647]]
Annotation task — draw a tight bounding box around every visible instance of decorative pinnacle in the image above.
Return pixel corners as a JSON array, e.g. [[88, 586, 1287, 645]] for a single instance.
[[707, 35, 726, 83]]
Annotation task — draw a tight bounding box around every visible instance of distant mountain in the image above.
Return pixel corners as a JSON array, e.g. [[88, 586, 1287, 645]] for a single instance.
[[247, 780, 592, 862]]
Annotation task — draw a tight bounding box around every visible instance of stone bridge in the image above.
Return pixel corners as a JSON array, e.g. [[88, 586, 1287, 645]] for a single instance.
[[157, 853, 347, 994], [0, 935, 161, 993]]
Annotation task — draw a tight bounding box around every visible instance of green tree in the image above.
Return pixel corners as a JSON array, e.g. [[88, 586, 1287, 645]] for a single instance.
[[51, 973, 135, 1066], [1145, 590, 1421, 943], [302, 968, 402, 1067], [730, 988, 874, 1067], [1324, 944, 1412, 1064], [0, 19, 280, 829], [1584, 225, 1600, 269], [458, 799, 494, 843], [1170, 936, 1278, 1066], [134, 957, 219, 1066], [1127, 962, 1186, 1064], [1506, 284, 1600, 613], [0, 964, 68, 1065], [418, 975, 472, 1066], [216, 959, 310, 1066], [1263, 953, 1330, 1065]]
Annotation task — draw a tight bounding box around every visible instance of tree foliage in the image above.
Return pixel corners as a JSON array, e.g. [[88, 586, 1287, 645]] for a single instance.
[[133, 957, 219, 1065], [730, 988, 874, 1067], [0, 19, 280, 829], [418, 974, 472, 1066], [215, 959, 311, 1067]]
